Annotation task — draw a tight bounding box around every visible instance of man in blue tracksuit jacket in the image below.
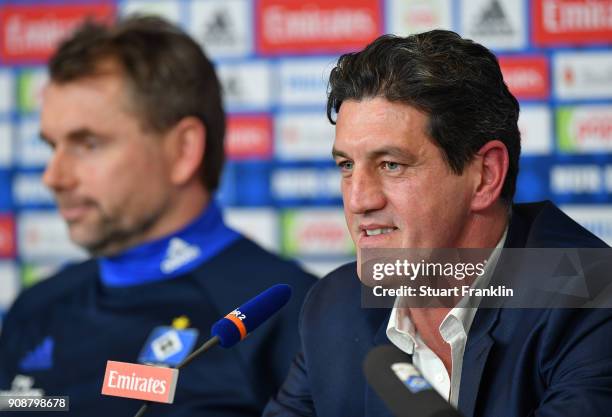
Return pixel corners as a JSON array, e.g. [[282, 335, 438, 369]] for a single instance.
[[0, 16, 315, 417]]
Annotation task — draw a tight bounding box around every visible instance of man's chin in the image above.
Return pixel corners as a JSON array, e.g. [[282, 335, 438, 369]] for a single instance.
[[355, 251, 379, 288], [68, 227, 110, 255]]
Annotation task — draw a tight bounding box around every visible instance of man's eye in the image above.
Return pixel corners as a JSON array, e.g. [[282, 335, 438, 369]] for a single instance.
[[338, 161, 354, 171], [79, 136, 101, 151], [383, 161, 401, 171]]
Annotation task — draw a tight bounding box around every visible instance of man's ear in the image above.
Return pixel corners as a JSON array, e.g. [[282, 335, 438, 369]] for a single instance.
[[470, 140, 509, 211], [166, 116, 206, 185]]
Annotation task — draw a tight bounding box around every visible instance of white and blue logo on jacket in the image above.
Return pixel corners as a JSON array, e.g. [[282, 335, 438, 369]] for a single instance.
[[138, 316, 199, 367]]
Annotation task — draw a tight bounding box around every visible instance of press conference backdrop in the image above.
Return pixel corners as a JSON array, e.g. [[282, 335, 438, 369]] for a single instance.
[[0, 0, 611, 328]]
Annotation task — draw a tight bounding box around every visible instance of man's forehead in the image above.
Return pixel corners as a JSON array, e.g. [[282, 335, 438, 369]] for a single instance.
[[331, 142, 422, 164], [40, 75, 141, 142], [336, 97, 427, 122], [44, 72, 125, 100], [42, 70, 139, 128], [333, 100, 431, 154]]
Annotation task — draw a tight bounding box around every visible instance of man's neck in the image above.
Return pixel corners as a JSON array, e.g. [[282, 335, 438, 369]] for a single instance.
[[95, 183, 210, 257], [408, 307, 453, 374], [454, 202, 510, 248], [404, 202, 510, 374]]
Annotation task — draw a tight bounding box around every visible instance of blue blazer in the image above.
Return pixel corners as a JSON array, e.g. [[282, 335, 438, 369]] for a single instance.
[[264, 202, 612, 417]]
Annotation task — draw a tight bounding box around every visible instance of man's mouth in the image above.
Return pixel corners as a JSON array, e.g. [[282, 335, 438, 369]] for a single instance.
[[59, 205, 90, 221], [364, 227, 396, 236], [358, 225, 399, 247], [57, 199, 96, 222]]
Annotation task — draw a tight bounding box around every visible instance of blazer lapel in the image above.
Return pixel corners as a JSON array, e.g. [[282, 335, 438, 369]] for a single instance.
[[458, 205, 532, 416], [457, 306, 499, 417]]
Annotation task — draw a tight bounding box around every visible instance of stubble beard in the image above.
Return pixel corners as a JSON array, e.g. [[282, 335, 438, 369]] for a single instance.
[[68, 203, 166, 257]]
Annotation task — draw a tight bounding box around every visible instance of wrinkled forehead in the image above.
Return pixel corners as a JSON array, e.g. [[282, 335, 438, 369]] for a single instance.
[[333, 98, 434, 157]]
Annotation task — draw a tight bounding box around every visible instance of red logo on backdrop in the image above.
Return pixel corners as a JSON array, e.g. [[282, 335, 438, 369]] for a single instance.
[[499, 55, 550, 100], [298, 223, 346, 244], [532, 0, 612, 46], [577, 116, 612, 144], [0, 214, 16, 258], [225, 115, 273, 160], [256, 0, 382, 55], [0, 3, 115, 63]]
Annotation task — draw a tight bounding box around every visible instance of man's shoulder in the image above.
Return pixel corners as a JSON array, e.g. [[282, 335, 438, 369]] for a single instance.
[[306, 262, 360, 303], [301, 261, 363, 323], [513, 201, 609, 248], [189, 237, 317, 317], [203, 236, 318, 286], [8, 259, 97, 321]]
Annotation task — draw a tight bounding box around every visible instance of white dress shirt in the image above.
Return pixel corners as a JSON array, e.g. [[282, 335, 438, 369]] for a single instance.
[[386, 227, 508, 408]]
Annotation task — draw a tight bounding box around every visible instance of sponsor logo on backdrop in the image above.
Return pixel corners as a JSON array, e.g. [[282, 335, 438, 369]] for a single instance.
[[518, 105, 552, 155], [461, 0, 526, 50], [0, 261, 19, 310], [387, 0, 452, 35], [561, 205, 612, 245], [18, 211, 86, 261], [279, 58, 335, 106], [217, 61, 272, 111], [13, 173, 54, 207], [17, 68, 47, 113], [224, 208, 278, 251], [499, 55, 549, 100], [272, 168, 341, 200], [0, 4, 115, 63], [0, 123, 12, 168], [17, 118, 51, 168], [275, 112, 334, 160], [532, 0, 612, 46], [281, 209, 353, 256], [226, 115, 272, 160], [554, 51, 612, 100], [256, 0, 381, 55], [0, 214, 16, 258], [119, 0, 181, 24], [557, 106, 612, 153], [0, 70, 13, 113], [551, 164, 604, 194], [188, 0, 251, 58]]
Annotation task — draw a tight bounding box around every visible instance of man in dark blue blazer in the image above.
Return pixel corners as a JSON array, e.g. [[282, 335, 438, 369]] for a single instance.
[[264, 31, 612, 417]]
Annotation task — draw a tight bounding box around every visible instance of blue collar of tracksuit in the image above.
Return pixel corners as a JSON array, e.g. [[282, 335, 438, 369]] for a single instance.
[[98, 201, 240, 287]]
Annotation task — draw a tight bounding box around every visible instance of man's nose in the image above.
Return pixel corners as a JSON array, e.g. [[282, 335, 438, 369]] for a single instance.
[[345, 168, 386, 214], [42, 149, 77, 191]]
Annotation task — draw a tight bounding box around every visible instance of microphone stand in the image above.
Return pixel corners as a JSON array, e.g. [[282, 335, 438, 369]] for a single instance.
[[133, 336, 220, 417]]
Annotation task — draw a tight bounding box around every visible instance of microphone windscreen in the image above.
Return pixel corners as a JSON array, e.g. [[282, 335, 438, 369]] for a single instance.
[[364, 345, 462, 417], [211, 284, 292, 348]]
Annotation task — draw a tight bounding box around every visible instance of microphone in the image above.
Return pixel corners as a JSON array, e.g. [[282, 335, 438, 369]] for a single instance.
[[363, 345, 462, 417], [212, 283, 292, 347], [174, 283, 292, 369], [130, 284, 292, 417]]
